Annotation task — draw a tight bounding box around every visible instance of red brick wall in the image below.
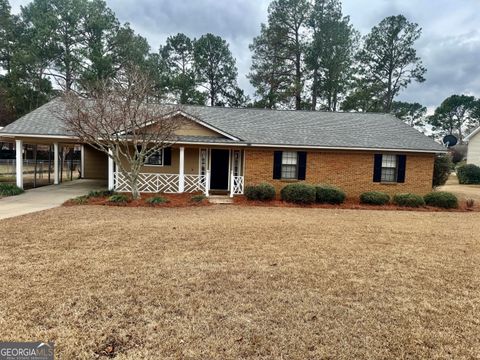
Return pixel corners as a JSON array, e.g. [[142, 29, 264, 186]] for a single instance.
[[244, 148, 435, 198]]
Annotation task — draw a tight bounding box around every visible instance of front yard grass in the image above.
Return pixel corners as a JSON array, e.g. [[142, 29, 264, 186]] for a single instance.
[[0, 206, 479, 359]]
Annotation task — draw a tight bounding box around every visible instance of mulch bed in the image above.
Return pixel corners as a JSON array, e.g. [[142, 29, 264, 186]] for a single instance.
[[233, 196, 479, 212], [64, 193, 478, 212], [64, 192, 211, 208]]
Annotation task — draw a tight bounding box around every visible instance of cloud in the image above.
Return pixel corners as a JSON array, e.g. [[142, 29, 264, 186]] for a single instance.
[[8, 0, 480, 108]]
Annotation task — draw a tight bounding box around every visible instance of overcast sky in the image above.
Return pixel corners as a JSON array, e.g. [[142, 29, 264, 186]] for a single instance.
[[9, 0, 480, 110]]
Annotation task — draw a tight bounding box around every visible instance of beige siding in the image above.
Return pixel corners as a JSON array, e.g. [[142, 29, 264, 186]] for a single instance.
[[467, 134, 480, 166], [84, 145, 108, 179], [145, 115, 224, 138], [119, 147, 200, 175]]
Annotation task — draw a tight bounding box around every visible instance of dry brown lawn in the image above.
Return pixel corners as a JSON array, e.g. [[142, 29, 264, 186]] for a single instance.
[[0, 206, 479, 359]]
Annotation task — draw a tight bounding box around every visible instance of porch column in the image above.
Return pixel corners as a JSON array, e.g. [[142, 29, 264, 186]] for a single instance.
[[80, 145, 85, 179], [178, 146, 185, 193], [53, 142, 59, 185], [15, 139, 23, 189], [108, 149, 114, 191]]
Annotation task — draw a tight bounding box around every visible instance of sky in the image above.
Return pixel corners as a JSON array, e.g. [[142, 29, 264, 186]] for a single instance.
[[9, 0, 480, 110]]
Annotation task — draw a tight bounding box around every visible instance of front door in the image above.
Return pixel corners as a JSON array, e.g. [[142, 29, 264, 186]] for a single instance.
[[210, 149, 229, 190]]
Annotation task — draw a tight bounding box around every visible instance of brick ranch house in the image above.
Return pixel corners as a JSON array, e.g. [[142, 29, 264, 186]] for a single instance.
[[0, 99, 446, 197]]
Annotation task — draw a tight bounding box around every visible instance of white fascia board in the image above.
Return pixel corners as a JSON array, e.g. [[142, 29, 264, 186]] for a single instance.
[[465, 127, 480, 141]]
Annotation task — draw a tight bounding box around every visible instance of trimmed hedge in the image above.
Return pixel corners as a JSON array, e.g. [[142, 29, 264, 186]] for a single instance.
[[393, 193, 425, 208], [244, 183, 276, 201], [315, 184, 346, 204], [433, 155, 453, 187], [424, 191, 458, 209], [280, 184, 316, 204], [360, 191, 390, 205], [457, 164, 480, 184], [0, 183, 24, 196]]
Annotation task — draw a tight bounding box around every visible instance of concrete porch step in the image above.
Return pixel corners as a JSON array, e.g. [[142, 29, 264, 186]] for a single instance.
[[208, 195, 234, 205]]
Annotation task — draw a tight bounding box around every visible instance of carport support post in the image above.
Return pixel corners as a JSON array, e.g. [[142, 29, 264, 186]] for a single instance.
[[80, 145, 85, 179], [108, 149, 114, 191], [178, 146, 185, 193], [15, 139, 23, 189], [53, 142, 59, 185]]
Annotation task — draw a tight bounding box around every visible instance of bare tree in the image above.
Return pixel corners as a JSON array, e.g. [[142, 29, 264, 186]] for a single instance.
[[59, 68, 182, 199]]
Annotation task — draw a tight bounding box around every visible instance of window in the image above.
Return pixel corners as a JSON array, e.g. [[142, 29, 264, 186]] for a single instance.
[[145, 149, 163, 166], [281, 151, 298, 179], [381, 154, 398, 182]]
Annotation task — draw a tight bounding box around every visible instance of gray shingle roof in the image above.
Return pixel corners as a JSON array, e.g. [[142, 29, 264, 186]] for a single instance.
[[0, 99, 445, 152]]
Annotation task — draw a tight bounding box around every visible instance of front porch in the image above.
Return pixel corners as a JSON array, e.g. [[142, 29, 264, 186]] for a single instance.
[[110, 147, 245, 197]]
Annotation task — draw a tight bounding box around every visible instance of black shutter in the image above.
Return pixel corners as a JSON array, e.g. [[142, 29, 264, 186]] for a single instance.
[[273, 151, 282, 179], [373, 154, 383, 182], [397, 155, 407, 183], [163, 147, 172, 166], [297, 152, 307, 180]]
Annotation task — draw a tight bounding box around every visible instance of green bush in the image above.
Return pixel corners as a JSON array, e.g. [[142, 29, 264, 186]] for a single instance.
[[72, 195, 89, 204], [456, 164, 480, 184], [191, 194, 207, 203], [280, 184, 316, 204], [393, 193, 425, 208], [88, 189, 114, 198], [360, 191, 390, 205], [146, 196, 169, 205], [433, 155, 453, 187], [424, 191, 458, 209], [244, 183, 276, 201], [315, 184, 346, 204], [0, 183, 24, 196], [107, 194, 129, 203]]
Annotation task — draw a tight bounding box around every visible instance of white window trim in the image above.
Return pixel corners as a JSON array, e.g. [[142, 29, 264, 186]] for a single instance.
[[281, 151, 299, 180], [380, 154, 398, 183], [144, 148, 164, 167]]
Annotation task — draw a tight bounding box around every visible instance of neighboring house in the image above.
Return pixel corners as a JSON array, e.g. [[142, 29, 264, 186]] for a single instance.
[[0, 99, 445, 197], [465, 127, 480, 167]]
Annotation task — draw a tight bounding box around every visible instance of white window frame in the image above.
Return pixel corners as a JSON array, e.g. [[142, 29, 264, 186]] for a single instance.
[[144, 148, 164, 167], [281, 151, 298, 180], [381, 154, 398, 183]]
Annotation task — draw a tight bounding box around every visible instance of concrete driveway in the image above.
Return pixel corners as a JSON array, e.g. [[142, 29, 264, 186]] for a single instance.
[[0, 179, 106, 220]]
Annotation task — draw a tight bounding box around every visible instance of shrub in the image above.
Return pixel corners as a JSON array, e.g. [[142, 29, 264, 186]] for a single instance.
[[456, 164, 480, 184], [146, 196, 169, 205], [0, 183, 24, 196], [393, 193, 425, 208], [107, 194, 129, 203], [191, 194, 207, 203], [72, 195, 89, 204], [244, 183, 276, 201], [360, 191, 390, 205], [88, 189, 114, 198], [424, 191, 458, 209], [432, 155, 453, 188], [315, 184, 346, 204], [280, 184, 316, 204]]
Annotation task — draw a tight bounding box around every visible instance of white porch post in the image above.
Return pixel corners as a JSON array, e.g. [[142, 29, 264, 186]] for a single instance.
[[53, 142, 59, 185], [15, 139, 23, 189], [108, 149, 114, 191], [205, 170, 210, 197], [178, 146, 185, 193], [229, 169, 234, 198], [80, 145, 85, 179]]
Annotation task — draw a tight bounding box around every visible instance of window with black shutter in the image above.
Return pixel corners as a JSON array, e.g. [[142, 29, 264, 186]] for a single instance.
[[273, 151, 307, 180], [373, 154, 407, 183]]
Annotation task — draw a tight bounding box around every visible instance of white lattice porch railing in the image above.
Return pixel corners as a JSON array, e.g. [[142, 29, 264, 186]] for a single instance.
[[230, 173, 245, 197], [115, 172, 206, 194]]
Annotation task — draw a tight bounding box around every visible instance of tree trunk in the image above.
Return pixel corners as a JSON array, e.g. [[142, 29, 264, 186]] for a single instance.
[[311, 69, 318, 111]]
